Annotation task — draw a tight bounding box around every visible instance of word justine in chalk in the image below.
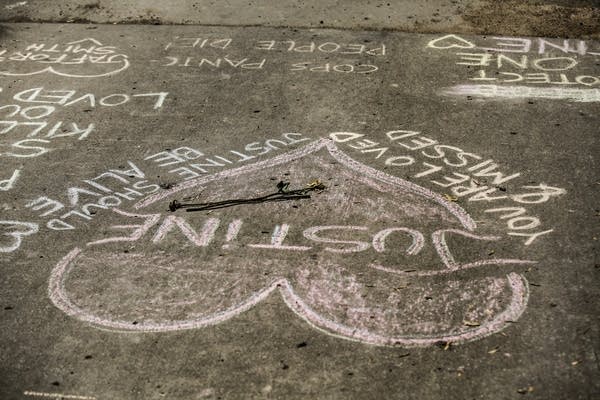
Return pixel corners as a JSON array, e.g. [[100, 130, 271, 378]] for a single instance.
[[17, 133, 310, 237], [331, 130, 565, 246], [145, 133, 311, 181], [82, 213, 456, 257], [46, 139, 535, 347]]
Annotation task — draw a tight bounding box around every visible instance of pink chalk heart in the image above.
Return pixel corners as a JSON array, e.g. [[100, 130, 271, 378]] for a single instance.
[[49, 140, 533, 346]]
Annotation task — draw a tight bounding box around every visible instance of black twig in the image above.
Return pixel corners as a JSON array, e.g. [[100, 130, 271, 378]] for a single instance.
[[169, 180, 325, 212]]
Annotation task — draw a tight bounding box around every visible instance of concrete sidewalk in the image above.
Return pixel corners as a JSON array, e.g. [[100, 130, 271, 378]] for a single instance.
[[0, 6, 598, 400], [0, 0, 599, 38]]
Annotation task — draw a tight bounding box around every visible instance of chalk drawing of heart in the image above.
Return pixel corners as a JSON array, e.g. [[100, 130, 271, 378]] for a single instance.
[[49, 139, 534, 346], [0, 220, 38, 253], [0, 38, 130, 78]]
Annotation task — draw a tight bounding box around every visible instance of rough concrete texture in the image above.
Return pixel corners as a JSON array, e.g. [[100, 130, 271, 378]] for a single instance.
[[0, 3, 599, 400], [0, 0, 599, 38]]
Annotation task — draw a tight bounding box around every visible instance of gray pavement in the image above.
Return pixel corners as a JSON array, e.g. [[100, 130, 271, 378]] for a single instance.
[[0, 0, 599, 38], [0, 3, 599, 400]]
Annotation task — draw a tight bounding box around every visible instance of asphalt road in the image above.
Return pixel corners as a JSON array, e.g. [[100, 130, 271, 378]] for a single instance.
[[0, 3, 598, 400]]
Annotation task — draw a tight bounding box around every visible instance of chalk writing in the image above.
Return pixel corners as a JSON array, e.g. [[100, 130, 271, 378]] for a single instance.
[[0, 38, 129, 78], [164, 37, 233, 51], [0, 85, 168, 209], [0, 87, 167, 159], [23, 391, 96, 400], [290, 62, 378, 74], [144, 132, 311, 181], [254, 40, 386, 56], [0, 86, 165, 252], [50, 139, 532, 347], [0, 169, 21, 191], [331, 130, 565, 245], [428, 34, 600, 56], [11, 87, 168, 109], [444, 84, 600, 102], [0, 220, 38, 253], [1, 132, 310, 253], [154, 36, 385, 74], [5, 2, 27, 10], [427, 34, 600, 100], [0, 112, 94, 159], [157, 56, 266, 70], [276, 39, 383, 74], [25, 161, 159, 232], [155, 35, 265, 70]]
